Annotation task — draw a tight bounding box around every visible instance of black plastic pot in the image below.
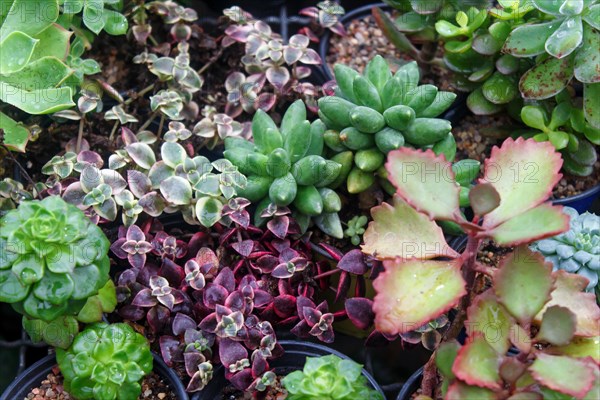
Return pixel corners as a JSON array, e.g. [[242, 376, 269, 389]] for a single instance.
[[0, 352, 189, 400], [553, 183, 600, 213], [191, 340, 384, 399], [396, 367, 423, 400]]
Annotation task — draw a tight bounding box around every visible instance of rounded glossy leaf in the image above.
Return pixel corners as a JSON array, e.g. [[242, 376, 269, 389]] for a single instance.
[[196, 197, 223, 227], [33, 271, 74, 305]]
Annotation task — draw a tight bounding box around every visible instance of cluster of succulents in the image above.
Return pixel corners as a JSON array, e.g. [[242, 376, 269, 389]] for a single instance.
[[532, 207, 600, 295], [298, 1, 346, 41], [0, 196, 115, 348], [282, 354, 384, 400], [318, 56, 456, 194]]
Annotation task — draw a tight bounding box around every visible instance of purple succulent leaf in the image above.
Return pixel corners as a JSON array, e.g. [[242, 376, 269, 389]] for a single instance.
[[138, 192, 166, 217], [299, 48, 321, 65], [110, 238, 128, 259], [147, 304, 170, 333], [199, 312, 218, 333], [266, 216, 289, 239], [157, 293, 176, 310], [150, 275, 169, 290], [290, 320, 310, 337], [160, 258, 186, 287], [296, 296, 316, 318], [256, 92, 277, 112], [232, 240, 254, 257], [126, 224, 146, 242], [219, 338, 248, 368], [225, 291, 246, 313], [203, 284, 228, 309], [345, 298, 375, 330], [78, 151, 103, 168], [127, 170, 152, 198], [117, 268, 138, 286], [335, 271, 351, 303], [255, 255, 278, 273], [128, 253, 147, 269], [214, 267, 236, 293], [296, 66, 312, 79], [337, 249, 368, 274], [330, 22, 347, 37], [273, 294, 296, 318], [160, 335, 183, 366], [299, 6, 319, 18], [252, 290, 273, 308], [228, 368, 254, 391], [132, 288, 158, 307], [283, 47, 302, 64], [62, 182, 87, 207], [184, 260, 206, 290], [318, 243, 343, 261], [173, 313, 197, 335], [303, 306, 322, 327], [184, 351, 207, 377], [118, 304, 145, 321]]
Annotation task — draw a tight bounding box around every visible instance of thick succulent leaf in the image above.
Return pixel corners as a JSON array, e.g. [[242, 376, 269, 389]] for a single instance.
[[486, 203, 570, 246], [0, 111, 29, 152], [1, 56, 72, 90], [480, 137, 562, 229], [535, 271, 600, 337], [547, 336, 600, 364], [372, 7, 419, 60], [575, 25, 600, 84], [529, 354, 596, 398], [345, 298, 374, 330], [446, 382, 496, 400], [519, 56, 574, 100], [584, 83, 600, 129], [452, 334, 502, 390], [196, 197, 222, 227], [126, 143, 156, 170], [469, 183, 500, 217], [494, 246, 554, 325], [386, 148, 461, 221], [546, 17, 583, 59], [436, 341, 460, 380], [373, 258, 466, 335], [362, 196, 458, 260], [466, 290, 513, 354], [535, 306, 576, 346], [31, 24, 71, 61], [160, 176, 192, 205], [503, 21, 561, 57], [0, 31, 38, 74], [0, 82, 73, 114], [0, 0, 58, 41]]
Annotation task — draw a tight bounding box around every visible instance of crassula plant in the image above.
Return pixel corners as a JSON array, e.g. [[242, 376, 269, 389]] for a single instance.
[[281, 354, 383, 400], [0, 196, 115, 348], [360, 137, 600, 398], [532, 207, 600, 297], [56, 322, 153, 400], [318, 56, 456, 194]]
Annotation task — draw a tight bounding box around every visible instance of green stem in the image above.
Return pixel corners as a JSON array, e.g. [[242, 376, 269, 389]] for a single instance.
[[108, 120, 119, 142], [156, 114, 165, 139], [138, 110, 159, 132], [76, 118, 85, 153]]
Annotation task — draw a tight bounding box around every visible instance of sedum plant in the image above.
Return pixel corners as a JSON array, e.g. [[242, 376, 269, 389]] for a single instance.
[[56, 322, 153, 400], [532, 207, 599, 297], [281, 354, 383, 400], [318, 56, 456, 194], [359, 137, 600, 398], [0, 196, 115, 348], [224, 100, 345, 238]]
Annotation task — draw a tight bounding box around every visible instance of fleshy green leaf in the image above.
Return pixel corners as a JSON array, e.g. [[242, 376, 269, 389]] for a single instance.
[[372, 7, 419, 60], [583, 83, 600, 129], [373, 258, 466, 335], [0, 111, 30, 152], [452, 334, 502, 390], [386, 148, 462, 221], [31, 24, 72, 61], [535, 306, 576, 346], [546, 16, 583, 59], [362, 196, 458, 260], [0, 31, 38, 74], [519, 56, 575, 100], [481, 137, 563, 229], [503, 21, 561, 57], [466, 290, 513, 354], [0, 81, 74, 114], [494, 246, 554, 325], [529, 354, 596, 398], [0, 0, 59, 41], [196, 197, 222, 227], [446, 382, 496, 400], [436, 341, 460, 380], [160, 176, 192, 205], [547, 336, 600, 364]]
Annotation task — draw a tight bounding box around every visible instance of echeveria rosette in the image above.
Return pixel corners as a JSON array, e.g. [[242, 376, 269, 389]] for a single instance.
[[281, 354, 383, 400], [223, 100, 345, 238], [56, 323, 153, 400], [0, 197, 112, 334], [318, 56, 456, 195], [532, 207, 600, 294]]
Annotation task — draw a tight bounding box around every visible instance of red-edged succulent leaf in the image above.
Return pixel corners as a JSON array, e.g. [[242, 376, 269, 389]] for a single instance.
[[534, 270, 600, 337], [132, 288, 158, 307], [273, 294, 296, 318], [334, 271, 351, 303], [445, 382, 496, 400], [452, 334, 502, 390], [337, 249, 367, 274], [362, 196, 458, 260], [267, 216, 289, 239], [466, 290, 514, 354], [529, 353, 596, 398], [436, 340, 460, 380], [494, 246, 554, 325], [318, 243, 343, 261], [345, 298, 374, 330], [547, 336, 600, 364], [535, 306, 576, 346], [484, 203, 570, 246], [373, 258, 466, 335], [480, 137, 563, 229], [469, 183, 501, 216], [499, 357, 528, 384], [386, 148, 462, 221]]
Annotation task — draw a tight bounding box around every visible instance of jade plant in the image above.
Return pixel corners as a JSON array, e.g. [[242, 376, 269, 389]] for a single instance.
[[532, 207, 599, 297], [358, 137, 600, 398], [318, 56, 456, 194], [56, 322, 153, 400], [281, 354, 383, 400], [0, 196, 115, 348], [224, 100, 345, 238]]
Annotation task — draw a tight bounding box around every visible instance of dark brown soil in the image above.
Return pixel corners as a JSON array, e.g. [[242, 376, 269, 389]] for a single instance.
[[454, 113, 600, 199], [219, 375, 288, 400], [326, 12, 455, 91], [24, 366, 176, 400]]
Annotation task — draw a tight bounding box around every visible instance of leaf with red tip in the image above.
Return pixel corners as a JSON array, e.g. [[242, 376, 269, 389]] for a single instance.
[[345, 298, 374, 330], [481, 137, 563, 229], [494, 246, 554, 325], [534, 271, 600, 337], [335, 271, 351, 303], [386, 148, 461, 221], [446, 382, 496, 400], [530, 353, 596, 398], [318, 243, 343, 261], [485, 203, 569, 246], [362, 196, 458, 260], [547, 336, 600, 364], [466, 290, 513, 354], [373, 258, 466, 335], [535, 306, 576, 346], [452, 334, 502, 390]]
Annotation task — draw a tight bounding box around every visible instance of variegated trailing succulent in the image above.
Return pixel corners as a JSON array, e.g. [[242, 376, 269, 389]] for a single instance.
[[355, 137, 600, 398], [298, 1, 346, 42], [222, 7, 324, 116]]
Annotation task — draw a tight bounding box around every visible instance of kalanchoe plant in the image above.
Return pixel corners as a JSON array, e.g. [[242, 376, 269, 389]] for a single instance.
[[56, 323, 153, 400], [360, 137, 600, 398], [318, 56, 456, 194], [532, 207, 600, 297], [281, 354, 384, 400], [224, 100, 344, 238], [0, 196, 115, 348]]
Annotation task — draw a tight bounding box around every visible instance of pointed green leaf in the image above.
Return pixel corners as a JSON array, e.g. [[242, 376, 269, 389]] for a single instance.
[[313, 212, 343, 239], [452, 334, 502, 390], [252, 110, 282, 153], [530, 354, 596, 399], [372, 7, 419, 60], [196, 197, 222, 227], [373, 258, 466, 335], [280, 99, 306, 138], [333, 64, 360, 103], [364, 55, 391, 94]]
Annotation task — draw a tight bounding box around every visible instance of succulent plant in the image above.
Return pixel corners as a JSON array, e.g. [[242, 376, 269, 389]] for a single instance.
[[318, 56, 456, 194], [193, 109, 251, 150], [224, 100, 344, 238], [0, 196, 115, 347], [282, 354, 384, 400], [502, 0, 600, 129], [532, 207, 599, 295], [298, 1, 346, 41], [343, 215, 368, 246], [358, 137, 600, 398], [56, 322, 153, 400], [0, 178, 34, 216]]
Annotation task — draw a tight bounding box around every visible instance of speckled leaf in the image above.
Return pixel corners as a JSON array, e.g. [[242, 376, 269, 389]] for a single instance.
[[386, 148, 461, 221], [466, 290, 513, 354], [452, 334, 502, 390], [519, 56, 574, 100], [584, 83, 600, 129], [481, 137, 563, 228], [530, 354, 596, 398], [546, 17, 583, 59], [494, 247, 554, 325], [362, 196, 458, 260], [503, 21, 561, 57], [373, 258, 466, 335]]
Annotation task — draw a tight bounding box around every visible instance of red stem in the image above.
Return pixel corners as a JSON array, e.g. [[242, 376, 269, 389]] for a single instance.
[[313, 268, 341, 280]]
